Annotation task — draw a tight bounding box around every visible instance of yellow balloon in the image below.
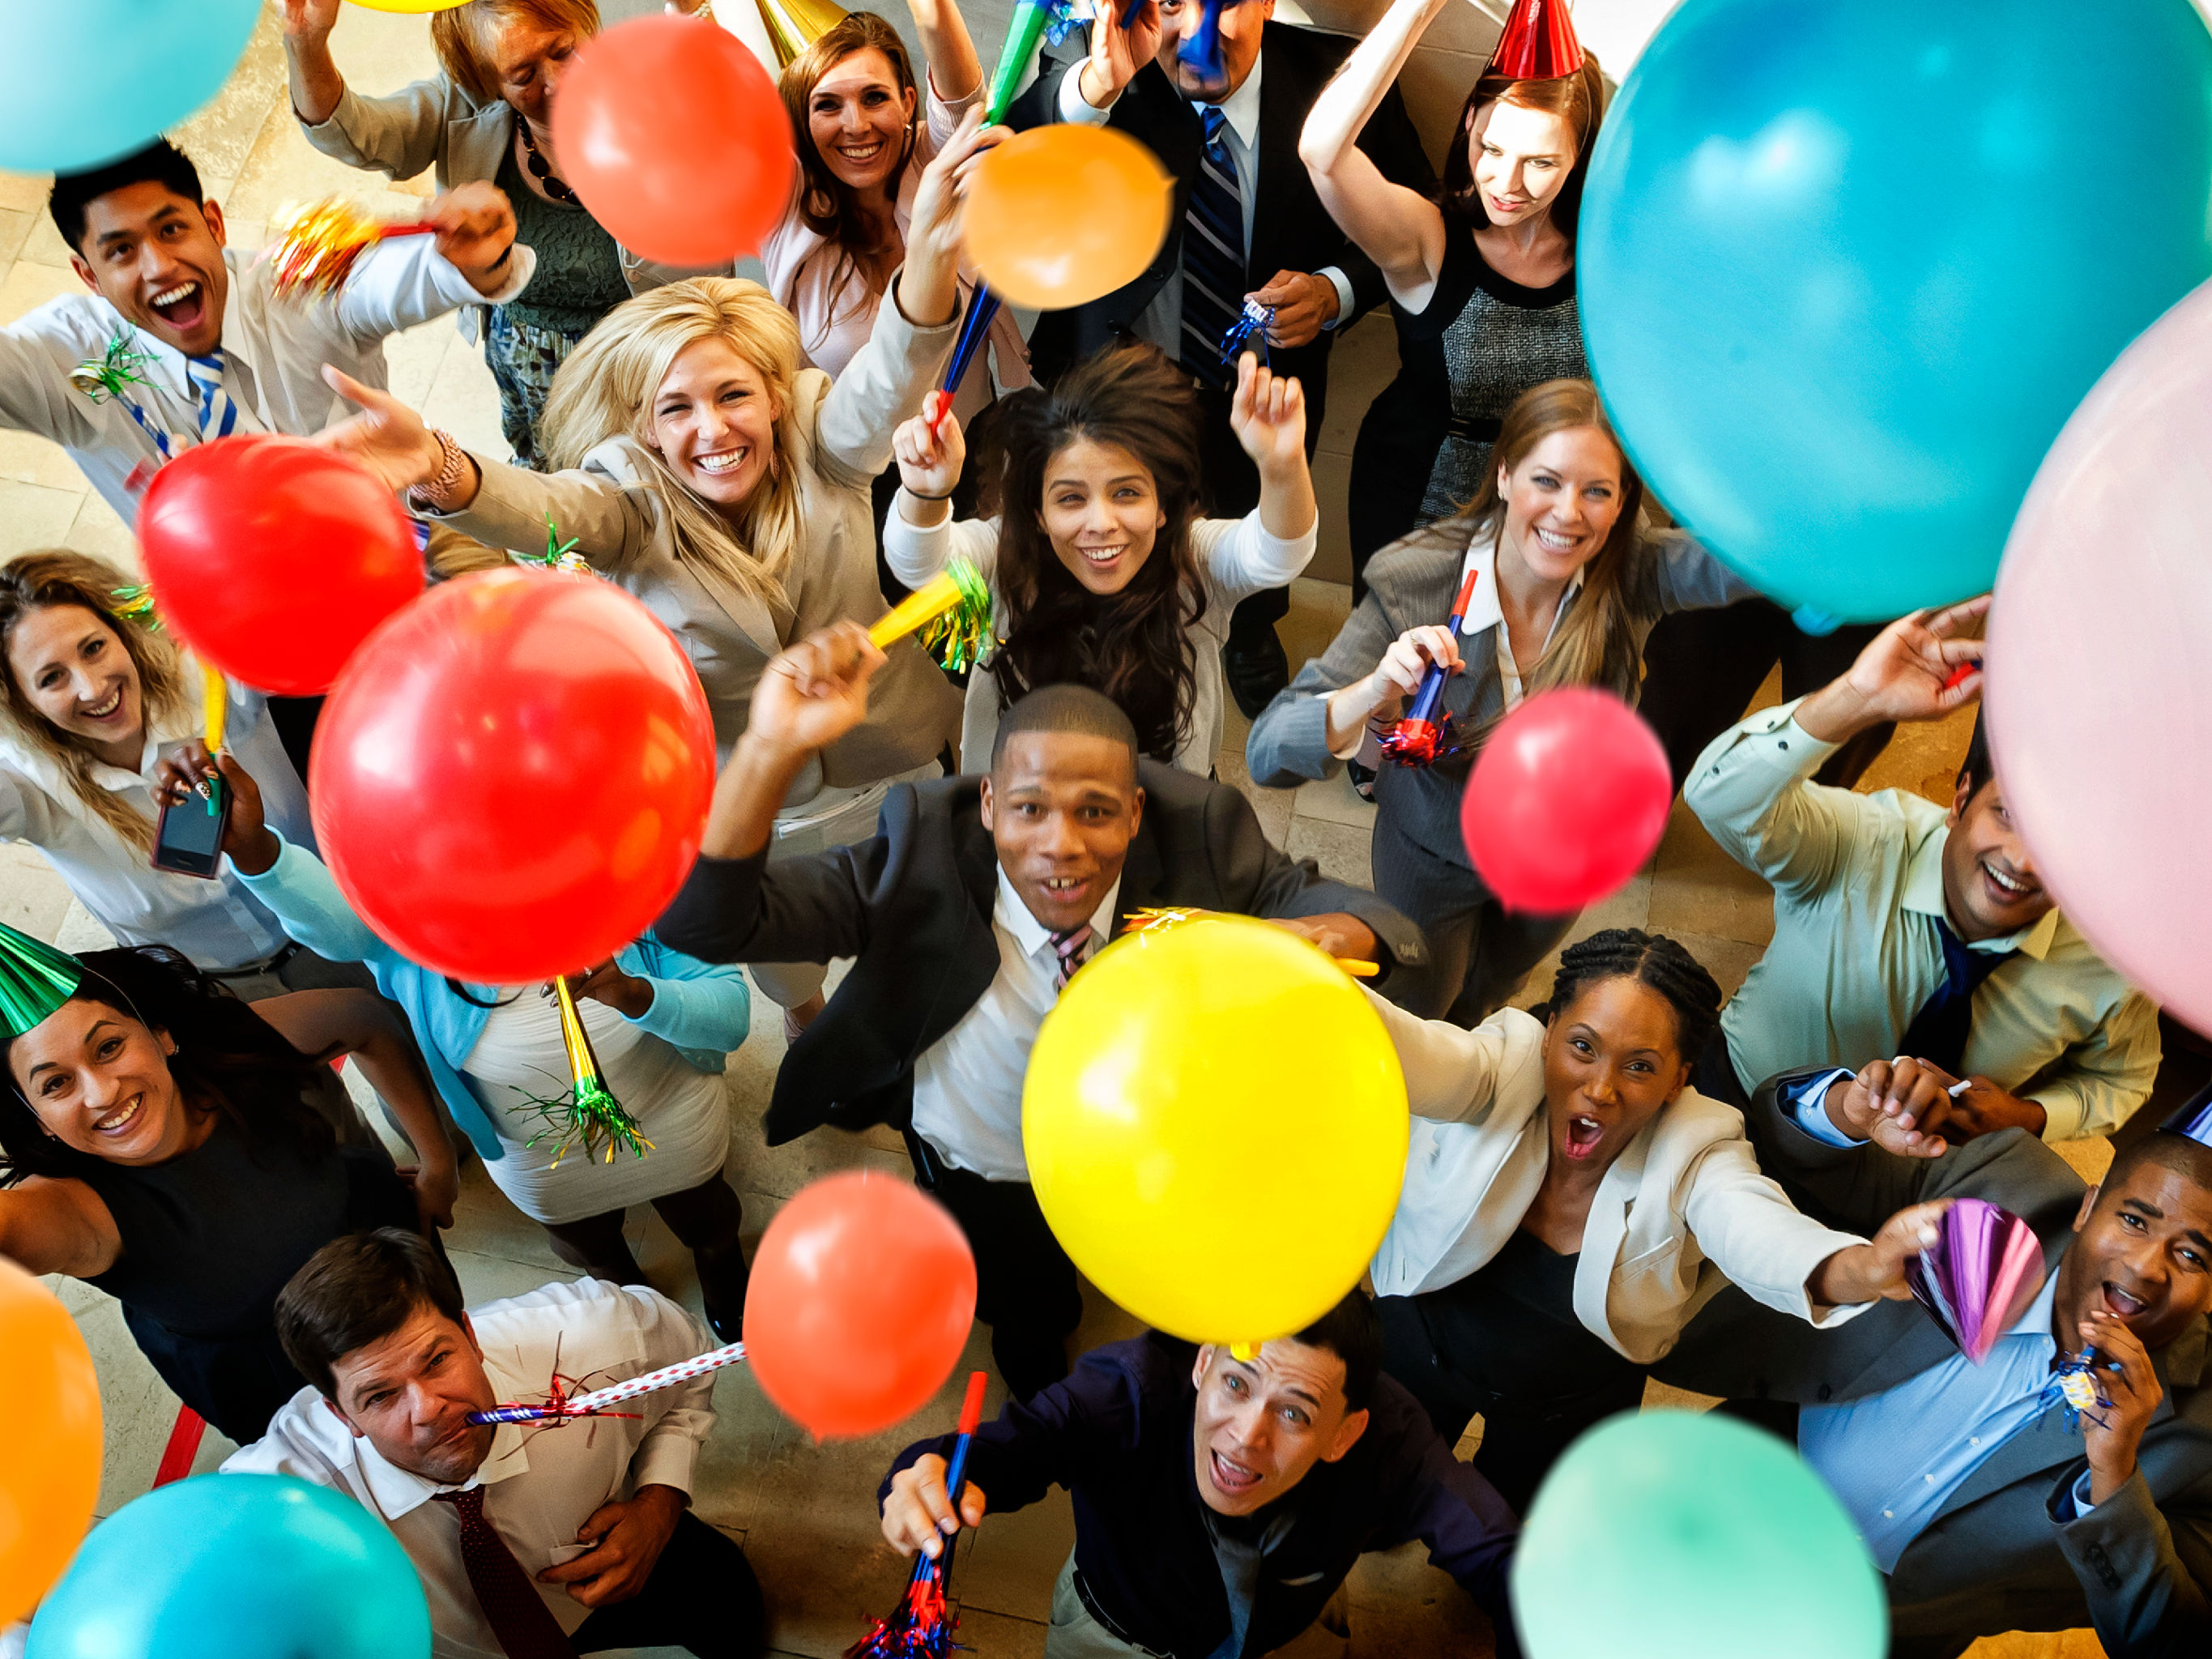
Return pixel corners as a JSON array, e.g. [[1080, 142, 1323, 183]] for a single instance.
[[1023, 914, 1408, 1348], [344, 1, 472, 13], [0, 1258, 102, 1624], [963, 124, 1174, 311]]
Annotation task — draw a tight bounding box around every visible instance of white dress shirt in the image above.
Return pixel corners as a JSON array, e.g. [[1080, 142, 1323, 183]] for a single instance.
[[224, 1279, 714, 1659], [0, 235, 534, 527], [910, 866, 1122, 1183], [1060, 53, 1353, 360]]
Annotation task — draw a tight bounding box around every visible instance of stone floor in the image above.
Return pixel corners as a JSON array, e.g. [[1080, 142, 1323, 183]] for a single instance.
[[0, 9, 2103, 1658]]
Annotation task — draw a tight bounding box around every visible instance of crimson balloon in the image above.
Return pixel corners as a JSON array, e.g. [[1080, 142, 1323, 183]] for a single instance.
[[136, 436, 423, 695], [744, 1172, 978, 1439], [309, 569, 714, 982], [1460, 687, 1672, 913], [550, 15, 795, 267]]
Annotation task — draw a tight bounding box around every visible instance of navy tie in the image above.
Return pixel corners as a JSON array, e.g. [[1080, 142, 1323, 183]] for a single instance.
[[1180, 105, 1246, 389], [1895, 918, 2012, 1077]]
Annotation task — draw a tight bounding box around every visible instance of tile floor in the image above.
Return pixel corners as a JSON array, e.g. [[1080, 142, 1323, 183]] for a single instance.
[[0, 9, 2103, 1658]]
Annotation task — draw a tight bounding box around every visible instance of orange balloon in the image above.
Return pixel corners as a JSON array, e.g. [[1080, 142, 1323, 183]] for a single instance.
[[964, 124, 1174, 310], [0, 1259, 101, 1623]]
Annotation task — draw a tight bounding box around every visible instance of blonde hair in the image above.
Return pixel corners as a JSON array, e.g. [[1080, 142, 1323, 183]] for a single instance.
[[433, 0, 601, 105], [0, 551, 189, 854], [537, 278, 807, 608]]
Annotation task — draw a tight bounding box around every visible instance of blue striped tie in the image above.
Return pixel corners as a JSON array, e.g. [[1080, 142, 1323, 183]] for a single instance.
[[1180, 105, 1245, 390], [186, 351, 239, 441]]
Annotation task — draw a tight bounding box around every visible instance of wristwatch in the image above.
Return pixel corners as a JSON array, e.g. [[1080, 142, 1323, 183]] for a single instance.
[[408, 429, 467, 513]]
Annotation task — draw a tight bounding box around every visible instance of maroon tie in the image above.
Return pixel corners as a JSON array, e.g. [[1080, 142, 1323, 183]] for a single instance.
[[432, 1486, 578, 1659]]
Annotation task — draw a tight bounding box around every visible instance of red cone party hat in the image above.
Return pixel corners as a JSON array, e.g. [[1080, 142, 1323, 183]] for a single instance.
[[1489, 0, 1585, 80]]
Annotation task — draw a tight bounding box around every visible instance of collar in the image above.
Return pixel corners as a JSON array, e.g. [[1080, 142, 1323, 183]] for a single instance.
[[350, 1350, 537, 1520], [1192, 49, 1264, 149], [995, 864, 1122, 959], [1899, 831, 2061, 961], [2012, 1261, 2063, 1350], [1456, 527, 1584, 641]]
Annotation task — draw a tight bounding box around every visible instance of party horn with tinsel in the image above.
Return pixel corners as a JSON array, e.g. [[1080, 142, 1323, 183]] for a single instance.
[[924, 289, 1000, 439], [847, 1371, 991, 1659], [868, 555, 993, 672], [510, 976, 656, 1167], [531, 514, 591, 574], [266, 198, 438, 298], [68, 330, 156, 406], [1122, 907, 1379, 977], [112, 583, 160, 628], [1379, 566, 1481, 768], [469, 1341, 748, 1427], [1903, 1196, 2045, 1364]]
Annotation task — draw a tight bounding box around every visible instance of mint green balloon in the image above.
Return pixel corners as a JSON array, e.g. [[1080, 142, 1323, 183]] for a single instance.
[[1512, 1411, 1883, 1659]]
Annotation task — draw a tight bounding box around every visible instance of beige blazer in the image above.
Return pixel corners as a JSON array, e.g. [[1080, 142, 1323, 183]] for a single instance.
[[428, 276, 962, 790], [1366, 994, 1872, 1364]]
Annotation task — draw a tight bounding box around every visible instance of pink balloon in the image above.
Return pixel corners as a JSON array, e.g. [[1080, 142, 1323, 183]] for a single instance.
[[1985, 279, 2212, 1031], [1460, 688, 1672, 913]]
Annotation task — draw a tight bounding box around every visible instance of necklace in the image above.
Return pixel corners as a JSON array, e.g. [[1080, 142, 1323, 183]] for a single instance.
[[517, 122, 580, 206]]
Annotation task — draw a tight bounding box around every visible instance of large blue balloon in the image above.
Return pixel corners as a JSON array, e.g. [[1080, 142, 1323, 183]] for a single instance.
[[1579, 0, 2212, 620], [26, 1474, 430, 1659], [0, 0, 263, 173]]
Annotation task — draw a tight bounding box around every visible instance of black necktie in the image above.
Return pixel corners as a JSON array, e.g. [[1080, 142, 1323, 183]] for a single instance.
[[1180, 105, 1246, 389], [1895, 917, 2012, 1077]]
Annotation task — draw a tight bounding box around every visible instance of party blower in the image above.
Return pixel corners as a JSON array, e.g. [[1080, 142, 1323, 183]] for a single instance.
[[1379, 567, 1481, 766], [847, 1371, 992, 1659], [869, 555, 994, 672], [263, 197, 440, 298]]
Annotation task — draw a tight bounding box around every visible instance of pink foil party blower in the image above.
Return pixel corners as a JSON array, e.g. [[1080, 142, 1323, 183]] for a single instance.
[[1903, 1197, 2046, 1363]]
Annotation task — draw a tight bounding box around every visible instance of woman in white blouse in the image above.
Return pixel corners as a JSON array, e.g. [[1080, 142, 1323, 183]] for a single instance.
[[1369, 926, 1940, 1512], [884, 344, 1316, 775]]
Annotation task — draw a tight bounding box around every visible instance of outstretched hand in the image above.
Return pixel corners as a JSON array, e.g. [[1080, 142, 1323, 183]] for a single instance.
[[1798, 597, 1988, 742], [893, 406, 966, 502], [746, 623, 886, 760], [317, 365, 449, 493], [1228, 353, 1307, 476]]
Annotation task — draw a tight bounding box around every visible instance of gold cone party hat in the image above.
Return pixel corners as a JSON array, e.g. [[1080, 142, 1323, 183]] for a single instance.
[[755, 0, 850, 68]]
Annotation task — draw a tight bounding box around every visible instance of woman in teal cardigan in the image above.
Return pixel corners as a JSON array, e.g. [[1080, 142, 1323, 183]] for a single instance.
[[206, 753, 756, 1341]]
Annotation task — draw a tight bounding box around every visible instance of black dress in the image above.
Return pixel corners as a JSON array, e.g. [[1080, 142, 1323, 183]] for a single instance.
[[1348, 232, 1586, 590], [79, 1111, 414, 1444], [1376, 1228, 1646, 1516]]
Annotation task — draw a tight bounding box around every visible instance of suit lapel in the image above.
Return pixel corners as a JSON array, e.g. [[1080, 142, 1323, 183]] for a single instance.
[[1110, 815, 1166, 939], [911, 816, 1012, 1059], [1247, 24, 1298, 288]]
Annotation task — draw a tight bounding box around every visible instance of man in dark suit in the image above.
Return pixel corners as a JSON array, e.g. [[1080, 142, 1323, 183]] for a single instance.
[[657, 624, 1426, 1397], [1656, 1065, 2212, 1659], [1008, 0, 1435, 716]]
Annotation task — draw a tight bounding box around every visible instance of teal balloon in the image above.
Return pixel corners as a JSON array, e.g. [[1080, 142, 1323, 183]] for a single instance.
[[1512, 1412, 1883, 1659], [0, 0, 263, 173], [26, 1474, 430, 1659], [1579, 0, 2212, 621]]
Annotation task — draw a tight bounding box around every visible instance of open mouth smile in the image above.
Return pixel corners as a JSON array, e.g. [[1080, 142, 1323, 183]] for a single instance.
[[1209, 1449, 1261, 1494], [1563, 1113, 1605, 1159], [2101, 1282, 2148, 1320], [79, 687, 125, 719], [693, 448, 748, 477], [92, 1095, 143, 1137], [148, 279, 207, 330]]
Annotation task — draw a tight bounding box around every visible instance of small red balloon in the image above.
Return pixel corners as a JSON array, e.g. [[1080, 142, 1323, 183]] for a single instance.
[[1460, 687, 1673, 913], [137, 435, 422, 695], [744, 1172, 978, 1440], [309, 568, 714, 983], [550, 15, 795, 267]]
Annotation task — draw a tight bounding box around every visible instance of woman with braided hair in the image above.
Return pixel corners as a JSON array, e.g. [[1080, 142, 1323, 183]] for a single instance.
[[1364, 928, 1948, 1510]]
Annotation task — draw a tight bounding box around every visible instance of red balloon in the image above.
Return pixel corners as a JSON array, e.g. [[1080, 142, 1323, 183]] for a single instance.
[[550, 15, 795, 267], [744, 1172, 978, 1440], [137, 435, 423, 695], [309, 569, 714, 982], [1460, 687, 1672, 913]]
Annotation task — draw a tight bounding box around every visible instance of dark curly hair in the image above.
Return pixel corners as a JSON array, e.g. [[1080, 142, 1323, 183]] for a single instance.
[[0, 945, 334, 1184], [977, 342, 1208, 763], [1535, 928, 1723, 1065]]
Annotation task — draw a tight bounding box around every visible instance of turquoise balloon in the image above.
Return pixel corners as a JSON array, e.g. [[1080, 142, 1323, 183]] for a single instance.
[[0, 0, 263, 173], [26, 1474, 430, 1659], [1512, 1412, 1883, 1659], [1579, 0, 2212, 621]]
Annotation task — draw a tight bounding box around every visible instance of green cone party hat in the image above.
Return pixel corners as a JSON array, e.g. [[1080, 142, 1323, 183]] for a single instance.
[[0, 921, 83, 1038]]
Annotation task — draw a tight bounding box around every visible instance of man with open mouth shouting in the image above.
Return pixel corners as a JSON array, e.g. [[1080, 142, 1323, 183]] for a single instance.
[[1686, 597, 2160, 1148]]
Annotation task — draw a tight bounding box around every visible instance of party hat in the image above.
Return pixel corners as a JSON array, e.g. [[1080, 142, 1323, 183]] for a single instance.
[[1903, 1196, 2046, 1363], [755, 0, 850, 68], [0, 922, 84, 1038], [2161, 1081, 2212, 1147], [1489, 0, 1585, 80]]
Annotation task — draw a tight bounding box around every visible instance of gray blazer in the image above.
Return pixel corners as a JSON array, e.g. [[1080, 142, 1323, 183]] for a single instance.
[[1657, 1073, 2212, 1659], [1244, 519, 1754, 868]]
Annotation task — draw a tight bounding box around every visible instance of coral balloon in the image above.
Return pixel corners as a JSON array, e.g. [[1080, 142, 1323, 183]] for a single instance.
[[0, 1261, 100, 1627], [25, 1475, 429, 1659], [0, 0, 261, 173], [1023, 915, 1407, 1347], [1579, 0, 2212, 620], [1460, 689, 1670, 914], [550, 15, 795, 267], [137, 437, 424, 696], [1514, 1413, 1883, 1659], [309, 569, 714, 983], [744, 1172, 978, 1439], [1986, 278, 2212, 1033], [964, 125, 1174, 310]]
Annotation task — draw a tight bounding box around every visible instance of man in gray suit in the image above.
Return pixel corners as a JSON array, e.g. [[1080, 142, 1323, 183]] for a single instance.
[[1658, 1068, 2212, 1658]]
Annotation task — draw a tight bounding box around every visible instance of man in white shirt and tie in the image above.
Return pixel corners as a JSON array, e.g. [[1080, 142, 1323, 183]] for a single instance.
[[227, 1228, 761, 1659]]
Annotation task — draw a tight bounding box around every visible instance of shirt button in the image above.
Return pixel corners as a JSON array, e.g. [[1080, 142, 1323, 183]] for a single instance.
[[1924, 1473, 1936, 1483], [1969, 1437, 1980, 1447], [1882, 1510, 1894, 1519]]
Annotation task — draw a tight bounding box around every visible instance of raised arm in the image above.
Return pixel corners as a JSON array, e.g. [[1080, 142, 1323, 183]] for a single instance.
[[279, 0, 348, 128], [911, 0, 984, 104], [1297, 0, 1451, 305], [0, 1177, 120, 1281], [1227, 356, 1316, 544]]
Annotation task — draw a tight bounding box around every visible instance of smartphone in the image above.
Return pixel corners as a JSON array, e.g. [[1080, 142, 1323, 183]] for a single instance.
[[151, 774, 231, 880]]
